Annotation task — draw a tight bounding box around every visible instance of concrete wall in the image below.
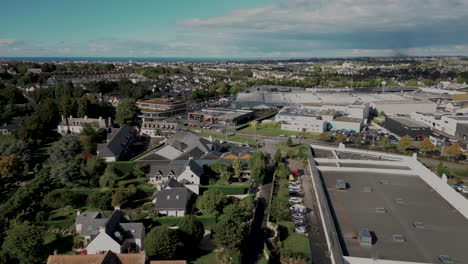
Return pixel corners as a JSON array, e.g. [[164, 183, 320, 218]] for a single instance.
[[344, 256, 429, 264]]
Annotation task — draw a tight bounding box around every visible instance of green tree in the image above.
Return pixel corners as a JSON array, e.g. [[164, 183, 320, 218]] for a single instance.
[[196, 189, 228, 216], [275, 162, 290, 179], [274, 149, 282, 164], [378, 111, 386, 118], [219, 203, 252, 225], [0, 155, 23, 183], [270, 197, 290, 222], [287, 137, 294, 147], [2, 223, 44, 264], [115, 98, 139, 126], [99, 164, 119, 189], [144, 226, 184, 259], [248, 152, 267, 183], [417, 138, 435, 153], [214, 221, 249, 251], [79, 122, 106, 148], [77, 97, 90, 117], [232, 158, 243, 179], [47, 134, 81, 163], [111, 186, 137, 208], [80, 156, 107, 187], [397, 135, 413, 150], [178, 215, 205, 245], [444, 143, 464, 158], [87, 190, 112, 210], [49, 161, 81, 186]]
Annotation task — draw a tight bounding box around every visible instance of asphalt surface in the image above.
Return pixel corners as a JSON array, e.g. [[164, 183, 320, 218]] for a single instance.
[[290, 159, 332, 264]]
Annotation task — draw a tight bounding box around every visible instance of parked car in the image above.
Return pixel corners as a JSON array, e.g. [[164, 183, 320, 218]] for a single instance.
[[293, 218, 305, 224], [279, 134, 287, 137], [289, 197, 303, 204], [295, 225, 307, 234], [290, 204, 307, 213]]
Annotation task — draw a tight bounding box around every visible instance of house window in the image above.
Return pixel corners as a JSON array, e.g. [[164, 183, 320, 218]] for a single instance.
[[87, 225, 93, 230], [176, 195, 179, 199], [167, 195, 170, 200]]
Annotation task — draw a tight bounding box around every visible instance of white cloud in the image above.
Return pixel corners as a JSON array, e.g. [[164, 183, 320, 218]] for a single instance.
[[0, 39, 16, 46]]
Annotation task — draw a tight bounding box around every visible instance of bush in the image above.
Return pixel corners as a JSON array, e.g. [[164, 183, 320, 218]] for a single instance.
[[201, 185, 250, 195], [43, 189, 87, 209], [87, 190, 112, 210]]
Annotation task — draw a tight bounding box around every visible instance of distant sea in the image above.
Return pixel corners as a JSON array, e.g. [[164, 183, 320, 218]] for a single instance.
[[0, 57, 257, 63]]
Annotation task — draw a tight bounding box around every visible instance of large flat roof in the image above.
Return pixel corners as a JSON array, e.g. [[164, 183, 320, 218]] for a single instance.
[[320, 170, 468, 263], [388, 117, 429, 128]]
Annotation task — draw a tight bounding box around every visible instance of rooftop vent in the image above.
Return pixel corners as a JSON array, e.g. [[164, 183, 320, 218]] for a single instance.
[[376, 208, 386, 214], [362, 187, 373, 192], [380, 179, 389, 185], [395, 198, 405, 204], [413, 221, 425, 229], [392, 234, 405, 243]]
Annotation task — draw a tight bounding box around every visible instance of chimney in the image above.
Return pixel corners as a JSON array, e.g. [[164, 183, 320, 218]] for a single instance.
[[99, 116, 102, 121], [69, 115, 73, 120], [114, 206, 120, 211], [84, 115, 88, 120], [53, 250, 58, 255], [99, 226, 106, 233], [76, 210, 81, 216]]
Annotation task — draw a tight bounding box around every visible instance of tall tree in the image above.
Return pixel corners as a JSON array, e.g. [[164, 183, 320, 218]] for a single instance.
[[99, 164, 119, 189], [287, 137, 294, 147], [144, 226, 184, 259], [274, 149, 282, 164], [444, 143, 463, 158], [0, 155, 23, 183], [115, 98, 138, 126], [2, 223, 44, 264], [178, 215, 205, 245], [417, 138, 435, 153], [248, 152, 266, 183], [77, 97, 90, 117], [196, 189, 228, 216], [47, 134, 81, 163], [232, 158, 243, 179], [397, 135, 413, 150]]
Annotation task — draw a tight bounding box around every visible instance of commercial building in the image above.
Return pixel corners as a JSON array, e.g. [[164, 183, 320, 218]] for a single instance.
[[369, 100, 437, 115], [275, 107, 326, 133], [309, 144, 468, 264], [410, 112, 468, 139], [384, 116, 431, 139], [57, 116, 112, 135], [136, 98, 186, 121], [140, 120, 179, 137], [187, 108, 254, 125]]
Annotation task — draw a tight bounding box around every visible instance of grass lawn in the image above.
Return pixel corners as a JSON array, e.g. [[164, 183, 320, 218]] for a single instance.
[[192, 251, 220, 264], [282, 233, 311, 262], [197, 132, 257, 145]]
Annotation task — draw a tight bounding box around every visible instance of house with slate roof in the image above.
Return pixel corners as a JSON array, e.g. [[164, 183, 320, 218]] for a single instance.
[[97, 125, 136, 162], [147, 159, 203, 194], [0, 117, 25, 135], [75, 209, 144, 254], [47, 252, 146, 264], [152, 182, 195, 217], [138, 130, 218, 161], [57, 115, 112, 135]]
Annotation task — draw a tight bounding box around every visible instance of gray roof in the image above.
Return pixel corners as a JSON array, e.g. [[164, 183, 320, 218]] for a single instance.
[[0, 117, 25, 133], [166, 130, 213, 154], [149, 159, 203, 178], [97, 125, 135, 159], [155, 187, 193, 211], [76, 210, 144, 244]]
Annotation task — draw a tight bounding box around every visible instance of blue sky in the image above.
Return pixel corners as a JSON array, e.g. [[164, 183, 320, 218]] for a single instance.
[[1, 0, 468, 58]]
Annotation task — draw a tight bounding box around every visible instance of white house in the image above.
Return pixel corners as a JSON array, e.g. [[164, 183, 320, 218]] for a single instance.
[[147, 159, 203, 194], [57, 115, 111, 135]]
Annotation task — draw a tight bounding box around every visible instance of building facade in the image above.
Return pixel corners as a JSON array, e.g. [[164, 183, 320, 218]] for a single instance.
[[141, 120, 179, 137], [137, 98, 186, 121], [57, 116, 111, 135]]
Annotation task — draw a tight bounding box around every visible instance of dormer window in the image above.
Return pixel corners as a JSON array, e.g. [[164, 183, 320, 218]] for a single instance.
[[167, 195, 170, 200]]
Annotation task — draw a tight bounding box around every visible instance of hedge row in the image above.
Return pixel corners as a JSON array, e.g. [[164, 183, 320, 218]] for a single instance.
[[152, 215, 218, 229], [201, 185, 250, 195], [111, 161, 136, 174]]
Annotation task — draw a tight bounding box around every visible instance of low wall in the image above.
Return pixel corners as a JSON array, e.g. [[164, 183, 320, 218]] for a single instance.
[[316, 166, 416, 175], [307, 147, 345, 264], [344, 256, 429, 264]]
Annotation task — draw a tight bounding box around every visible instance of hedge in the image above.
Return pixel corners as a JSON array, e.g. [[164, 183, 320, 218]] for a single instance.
[[111, 161, 136, 174], [152, 215, 218, 229], [200, 185, 250, 195]]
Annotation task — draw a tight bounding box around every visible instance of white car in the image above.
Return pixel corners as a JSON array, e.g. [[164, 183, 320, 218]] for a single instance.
[[289, 197, 303, 204], [295, 225, 307, 234], [293, 218, 304, 224]]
